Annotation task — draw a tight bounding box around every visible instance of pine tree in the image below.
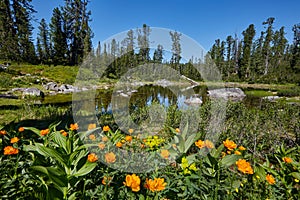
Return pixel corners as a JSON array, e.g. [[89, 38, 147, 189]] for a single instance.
[[262, 17, 275, 75], [50, 7, 68, 65], [37, 18, 50, 64], [153, 44, 163, 63], [137, 24, 151, 62], [241, 24, 256, 78], [169, 31, 182, 71]]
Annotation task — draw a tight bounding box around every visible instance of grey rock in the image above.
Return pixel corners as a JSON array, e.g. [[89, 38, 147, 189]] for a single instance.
[[23, 88, 44, 97], [184, 97, 203, 105], [208, 88, 246, 101]]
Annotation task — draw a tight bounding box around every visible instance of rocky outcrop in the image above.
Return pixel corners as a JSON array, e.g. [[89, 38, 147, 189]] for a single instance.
[[43, 82, 87, 94], [208, 88, 246, 101], [11, 87, 44, 97]]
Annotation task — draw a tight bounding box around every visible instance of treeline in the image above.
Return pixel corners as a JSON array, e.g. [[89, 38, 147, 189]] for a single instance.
[[209, 18, 300, 83], [0, 0, 92, 66]]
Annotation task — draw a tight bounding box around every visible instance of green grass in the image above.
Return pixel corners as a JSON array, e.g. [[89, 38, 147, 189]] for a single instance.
[[244, 89, 275, 97]]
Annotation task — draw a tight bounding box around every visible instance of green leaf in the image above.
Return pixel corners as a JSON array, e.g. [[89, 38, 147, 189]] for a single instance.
[[181, 122, 189, 140], [35, 143, 68, 168], [254, 165, 266, 178], [220, 154, 241, 167], [24, 127, 41, 137], [72, 161, 97, 177], [290, 172, 300, 180], [49, 131, 68, 154], [184, 134, 196, 153]]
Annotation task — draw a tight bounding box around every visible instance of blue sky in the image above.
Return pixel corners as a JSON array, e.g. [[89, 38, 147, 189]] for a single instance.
[[32, 0, 300, 51]]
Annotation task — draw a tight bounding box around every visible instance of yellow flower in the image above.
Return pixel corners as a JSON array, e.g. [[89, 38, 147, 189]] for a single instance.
[[0, 130, 7, 135], [88, 123, 96, 130], [102, 176, 112, 185], [160, 149, 170, 159], [4, 146, 19, 155], [195, 140, 205, 149], [123, 174, 141, 192], [87, 153, 98, 162], [234, 150, 242, 155], [294, 179, 299, 183], [235, 188, 239, 193], [103, 126, 110, 132], [40, 129, 50, 136], [10, 137, 20, 144], [144, 178, 167, 192], [18, 127, 25, 132], [70, 123, 79, 131], [189, 163, 197, 171], [128, 129, 134, 134], [236, 159, 253, 174], [116, 142, 122, 148], [89, 134, 96, 140], [125, 135, 132, 142], [98, 143, 105, 150], [105, 152, 116, 163], [175, 128, 180, 133], [60, 130, 68, 137], [183, 168, 191, 174], [221, 152, 226, 158], [223, 139, 237, 151], [282, 157, 293, 163], [238, 146, 246, 151], [266, 174, 275, 185]]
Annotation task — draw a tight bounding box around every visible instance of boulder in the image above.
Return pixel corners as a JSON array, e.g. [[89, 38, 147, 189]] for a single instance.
[[208, 88, 246, 101], [23, 88, 45, 98], [44, 82, 59, 91], [262, 96, 280, 101], [184, 97, 203, 106]]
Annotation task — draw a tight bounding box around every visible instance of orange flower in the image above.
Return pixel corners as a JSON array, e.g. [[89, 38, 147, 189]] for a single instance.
[[234, 150, 242, 155], [4, 146, 19, 155], [236, 159, 253, 174], [105, 152, 116, 163], [102, 176, 112, 185], [175, 128, 180, 133], [123, 174, 141, 192], [0, 130, 7, 135], [128, 129, 134, 134], [238, 146, 246, 151], [125, 135, 132, 142], [144, 178, 167, 192], [18, 127, 24, 132], [89, 134, 96, 140], [88, 123, 96, 130], [102, 136, 108, 142], [161, 149, 170, 159], [140, 143, 145, 148], [266, 174, 275, 185], [103, 126, 110, 132], [195, 140, 205, 149], [282, 157, 293, 163], [70, 123, 79, 131], [60, 130, 68, 137], [116, 142, 122, 148], [204, 140, 214, 149], [87, 153, 98, 162], [223, 139, 237, 151], [10, 137, 19, 144], [40, 129, 50, 136], [98, 143, 105, 150]]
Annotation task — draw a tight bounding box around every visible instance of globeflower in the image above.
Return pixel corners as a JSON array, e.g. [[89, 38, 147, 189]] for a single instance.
[[123, 174, 141, 192], [18, 127, 24, 132], [128, 129, 134, 134], [98, 143, 105, 150], [144, 178, 167, 192], [89, 134, 96, 140], [282, 157, 292, 163], [103, 126, 110, 132], [0, 130, 7, 135], [10, 137, 20, 144], [4, 146, 19, 155], [102, 176, 112, 185], [204, 140, 214, 149], [125, 135, 132, 142], [40, 129, 50, 136], [236, 159, 253, 174], [88, 123, 96, 130], [105, 152, 116, 163], [160, 149, 170, 159], [266, 174, 275, 185], [175, 128, 180, 133], [70, 123, 79, 131], [195, 140, 205, 149], [223, 139, 237, 151], [87, 153, 98, 162], [60, 130, 68, 137], [116, 142, 122, 148]]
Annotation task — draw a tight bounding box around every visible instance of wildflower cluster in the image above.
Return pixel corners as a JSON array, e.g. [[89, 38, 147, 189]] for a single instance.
[[144, 135, 165, 149], [181, 157, 197, 175]]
